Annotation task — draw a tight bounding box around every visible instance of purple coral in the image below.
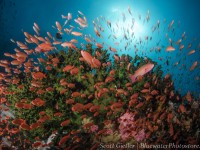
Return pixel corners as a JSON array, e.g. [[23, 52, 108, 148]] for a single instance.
[[134, 129, 145, 142], [90, 125, 98, 132], [118, 112, 145, 142]]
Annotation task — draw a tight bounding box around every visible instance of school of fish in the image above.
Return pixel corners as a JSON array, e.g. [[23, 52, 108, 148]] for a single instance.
[[0, 6, 200, 149]]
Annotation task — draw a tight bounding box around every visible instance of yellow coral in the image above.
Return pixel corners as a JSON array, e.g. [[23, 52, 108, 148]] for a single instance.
[[101, 131, 120, 143], [82, 117, 93, 125]]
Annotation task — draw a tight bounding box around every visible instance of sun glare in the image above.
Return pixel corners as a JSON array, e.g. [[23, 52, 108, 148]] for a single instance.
[[112, 18, 146, 39], [108, 7, 147, 40]]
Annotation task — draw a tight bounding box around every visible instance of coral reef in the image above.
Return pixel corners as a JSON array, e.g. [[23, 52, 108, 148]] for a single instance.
[[0, 44, 199, 149]]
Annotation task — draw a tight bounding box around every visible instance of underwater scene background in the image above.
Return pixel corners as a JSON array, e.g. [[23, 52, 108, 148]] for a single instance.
[[0, 0, 200, 149]]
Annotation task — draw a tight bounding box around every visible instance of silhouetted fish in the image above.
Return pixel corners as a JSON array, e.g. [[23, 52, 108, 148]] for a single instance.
[[166, 59, 169, 66], [56, 32, 62, 39]]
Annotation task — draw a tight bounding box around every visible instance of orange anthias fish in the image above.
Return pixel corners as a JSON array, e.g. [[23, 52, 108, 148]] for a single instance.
[[166, 46, 175, 52], [31, 98, 45, 107], [81, 50, 101, 68], [60, 119, 70, 126], [81, 50, 93, 66], [187, 50, 195, 55], [129, 63, 154, 83], [190, 61, 197, 71], [71, 31, 82, 37], [37, 43, 54, 52]]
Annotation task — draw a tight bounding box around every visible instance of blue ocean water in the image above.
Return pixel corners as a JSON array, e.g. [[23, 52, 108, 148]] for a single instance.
[[0, 0, 199, 98]]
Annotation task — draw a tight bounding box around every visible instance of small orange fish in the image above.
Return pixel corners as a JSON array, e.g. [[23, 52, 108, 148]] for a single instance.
[[81, 94, 86, 98], [12, 119, 25, 125], [114, 54, 119, 62], [46, 87, 54, 92], [167, 113, 173, 122], [187, 50, 195, 55], [153, 112, 160, 121], [169, 123, 174, 136], [178, 104, 186, 113], [47, 32, 53, 39], [70, 39, 78, 43], [16, 52, 28, 58], [23, 32, 31, 39], [108, 46, 117, 52], [71, 92, 81, 98], [71, 130, 80, 135], [190, 61, 197, 71], [32, 72, 46, 80], [36, 36, 46, 42], [46, 65, 52, 71], [179, 44, 184, 50], [166, 46, 175, 52], [30, 36, 39, 44], [20, 123, 30, 130], [85, 37, 92, 43], [16, 41, 29, 49], [72, 103, 84, 112], [11, 60, 21, 66], [175, 39, 182, 45], [55, 21, 62, 31], [34, 22, 40, 31], [70, 67, 79, 75], [54, 112, 63, 117], [37, 43, 54, 52], [94, 112, 99, 117], [60, 119, 70, 126], [10, 128, 19, 134], [71, 31, 82, 36], [23, 103, 32, 109], [0, 97, 6, 104], [53, 41, 62, 45], [61, 42, 77, 50], [160, 111, 167, 120], [92, 57, 101, 68], [32, 141, 42, 148], [58, 135, 70, 146], [33, 26, 40, 35], [141, 89, 150, 93], [31, 98, 45, 107], [81, 50, 93, 67], [37, 115, 51, 123], [131, 93, 139, 99], [129, 99, 137, 107], [67, 83, 75, 89], [38, 112, 45, 117], [60, 88, 67, 94], [135, 102, 144, 109], [168, 20, 174, 30], [105, 76, 115, 83], [151, 90, 159, 95], [109, 69, 115, 76], [126, 63, 131, 72], [15, 102, 24, 109], [94, 27, 101, 37], [89, 105, 100, 112], [63, 65, 74, 72], [144, 95, 153, 101], [96, 43, 103, 49], [84, 103, 93, 110]]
